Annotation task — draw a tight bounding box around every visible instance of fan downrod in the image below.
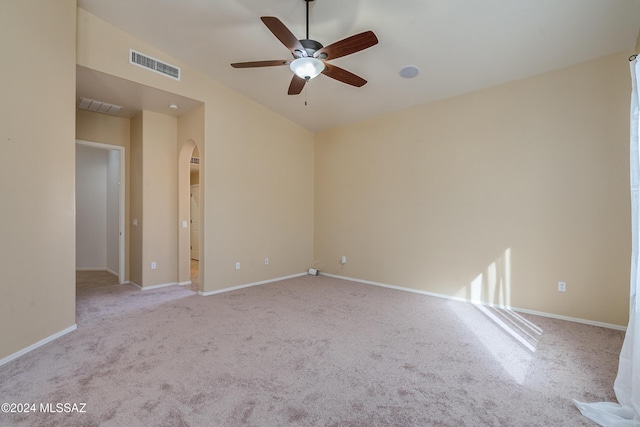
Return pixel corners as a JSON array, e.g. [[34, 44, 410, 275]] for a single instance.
[[295, 0, 322, 58], [304, 0, 314, 40]]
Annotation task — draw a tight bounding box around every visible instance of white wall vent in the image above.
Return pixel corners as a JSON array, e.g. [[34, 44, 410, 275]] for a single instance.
[[190, 157, 200, 165], [129, 49, 181, 81], [77, 97, 123, 116]]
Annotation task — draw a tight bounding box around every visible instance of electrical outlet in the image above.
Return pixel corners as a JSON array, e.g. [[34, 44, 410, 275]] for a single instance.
[[265, 258, 269, 266], [235, 262, 240, 270], [341, 256, 347, 265], [151, 262, 157, 270], [558, 281, 566, 292]]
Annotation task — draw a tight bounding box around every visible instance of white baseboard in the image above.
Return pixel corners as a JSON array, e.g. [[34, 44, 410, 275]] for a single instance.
[[105, 267, 119, 277], [177, 280, 192, 286], [77, 268, 124, 284], [0, 324, 77, 367], [130, 281, 179, 291], [320, 273, 627, 331], [199, 272, 307, 296]]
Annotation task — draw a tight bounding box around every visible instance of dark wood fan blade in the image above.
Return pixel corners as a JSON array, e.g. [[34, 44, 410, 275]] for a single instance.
[[322, 63, 367, 87], [288, 75, 306, 95], [261, 17, 305, 55], [315, 30, 378, 60], [231, 60, 290, 68]]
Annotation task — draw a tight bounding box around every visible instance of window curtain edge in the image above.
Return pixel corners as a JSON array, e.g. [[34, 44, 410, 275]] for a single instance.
[[573, 58, 640, 427]]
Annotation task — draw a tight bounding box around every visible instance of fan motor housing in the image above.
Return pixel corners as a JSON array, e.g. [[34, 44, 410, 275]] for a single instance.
[[298, 39, 324, 58]]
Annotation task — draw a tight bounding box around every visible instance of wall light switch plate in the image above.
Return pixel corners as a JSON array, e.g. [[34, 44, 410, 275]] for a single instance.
[[235, 262, 240, 270]]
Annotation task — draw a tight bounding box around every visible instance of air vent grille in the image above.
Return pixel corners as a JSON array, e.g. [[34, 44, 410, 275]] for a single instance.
[[77, 97, 123, 116], [130, 49, 180, 80], [190, 157, 200, 165]]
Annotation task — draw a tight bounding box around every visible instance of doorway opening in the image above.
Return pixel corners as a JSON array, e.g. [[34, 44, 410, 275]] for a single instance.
[[75, 140, 125, 284], [189, 145, 200, 291], [179, 138, 201, 293]]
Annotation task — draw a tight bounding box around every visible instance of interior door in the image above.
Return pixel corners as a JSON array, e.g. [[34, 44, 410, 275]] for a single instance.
[[190, 184, 200, 261]]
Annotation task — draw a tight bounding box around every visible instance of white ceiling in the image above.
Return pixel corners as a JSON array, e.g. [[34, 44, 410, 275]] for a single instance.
[[76, 0, 640, 133]]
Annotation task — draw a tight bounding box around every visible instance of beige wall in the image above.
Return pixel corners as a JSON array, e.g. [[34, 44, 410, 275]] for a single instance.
[[128, 110, 180, 288], [76, 109, 131, 281], [141, 111, 179, 287], [0, 1, 77, 359], [76, 108, 131, 146], [130, 114, 143, 286], [315, 51, 632, 327], [77, 8, 314, 292], [115, 106, 196, 287]]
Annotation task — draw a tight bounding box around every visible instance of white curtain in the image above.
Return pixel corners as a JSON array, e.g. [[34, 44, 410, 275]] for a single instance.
[[573, 58, 640, 426]]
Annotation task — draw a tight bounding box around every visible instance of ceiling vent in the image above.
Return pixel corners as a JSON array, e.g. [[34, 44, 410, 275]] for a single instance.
[[130, 49, 181, 80], [77, 97, 123, 115]]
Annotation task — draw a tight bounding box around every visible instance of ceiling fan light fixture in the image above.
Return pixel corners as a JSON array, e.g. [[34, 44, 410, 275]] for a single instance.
[[290, 57, 325, 80]]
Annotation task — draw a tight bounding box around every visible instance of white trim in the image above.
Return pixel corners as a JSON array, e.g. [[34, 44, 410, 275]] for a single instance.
[[199, 273, 307, 296], [76, 139, 126, 284], [177, 280, 192, 286], [76, 267, 121, 282], [75, 267, 118, 275], [130, 282, 180, 291], [320, 273, 627, 331], [0, 325, 77, 367], [105, 267, 119, 278]]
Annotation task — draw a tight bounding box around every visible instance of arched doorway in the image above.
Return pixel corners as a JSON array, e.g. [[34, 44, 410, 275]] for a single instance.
[[178, 138, 202, 292]]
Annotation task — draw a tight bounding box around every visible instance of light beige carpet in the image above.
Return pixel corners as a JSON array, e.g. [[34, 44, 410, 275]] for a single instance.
[[188, 259, 199, 293], [0, 273, 624, 426]]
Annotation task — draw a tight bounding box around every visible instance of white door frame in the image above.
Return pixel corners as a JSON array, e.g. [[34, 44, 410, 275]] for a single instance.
[[190, 184, 200, 261], [76, 139, 126, 284]]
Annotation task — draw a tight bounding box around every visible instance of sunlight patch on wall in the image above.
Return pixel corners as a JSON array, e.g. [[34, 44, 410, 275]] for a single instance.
[[450, 248, 546, 384], [467, 248, 512, 307]]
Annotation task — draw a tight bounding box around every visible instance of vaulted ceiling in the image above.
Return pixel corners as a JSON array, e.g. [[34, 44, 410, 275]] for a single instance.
[[77, 0, 640, 132]]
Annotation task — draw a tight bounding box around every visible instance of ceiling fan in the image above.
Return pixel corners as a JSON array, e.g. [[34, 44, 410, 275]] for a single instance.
[[231, 0, 379, 95]]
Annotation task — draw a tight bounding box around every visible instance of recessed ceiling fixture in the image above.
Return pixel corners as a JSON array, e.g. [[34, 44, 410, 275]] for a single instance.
[[77, 97, 123, 115], [400, 65, 420, 79], [169, 103, 180, 110], [230, 0, 379, 95]]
